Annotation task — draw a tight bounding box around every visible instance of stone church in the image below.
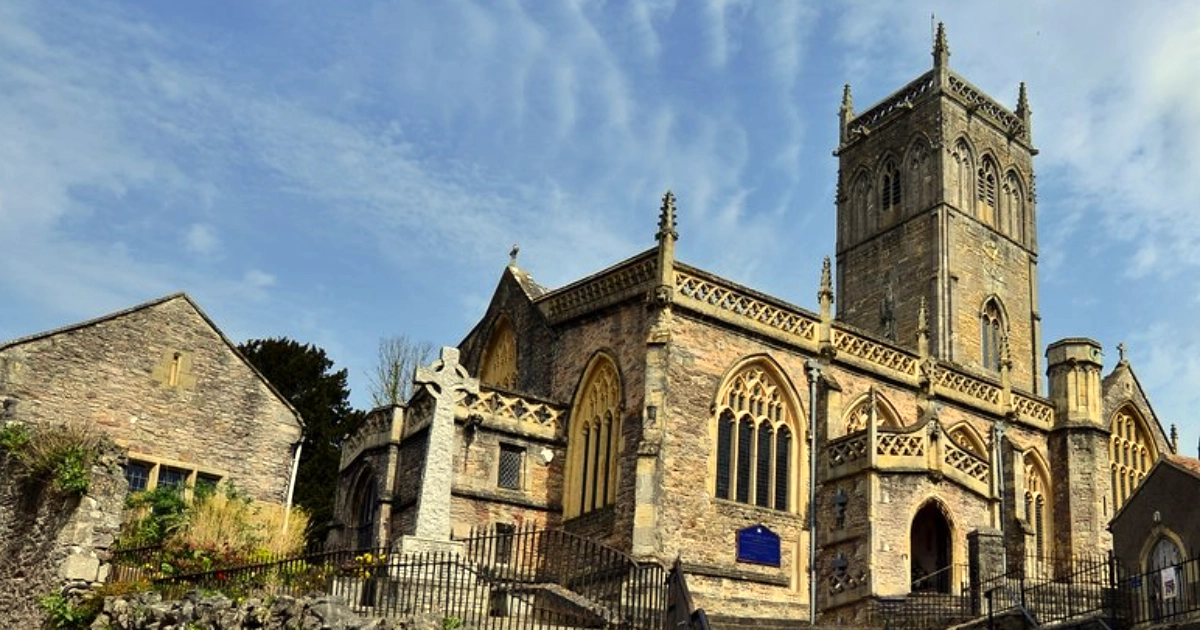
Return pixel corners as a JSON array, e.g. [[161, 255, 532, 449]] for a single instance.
[[330, 25, 1175, 621]]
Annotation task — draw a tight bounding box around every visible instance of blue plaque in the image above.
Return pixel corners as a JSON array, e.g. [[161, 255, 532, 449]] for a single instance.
[[736, 524, 781, 566]]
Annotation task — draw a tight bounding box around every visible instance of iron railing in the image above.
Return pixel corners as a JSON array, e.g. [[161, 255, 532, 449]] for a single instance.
[[864, 566, 973, 630], [115, 526, 673, 629], [1117, 554, 1200, 626], [664, 557, 710, 630], [978, 553, 1116, 626]]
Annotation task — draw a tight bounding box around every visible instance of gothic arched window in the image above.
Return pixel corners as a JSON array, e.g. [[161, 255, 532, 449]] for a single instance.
[[948, 424, 988, 460], [880, 159, 901, 211], [844, 392, 901, 434], [1023, 451, 1051, 561], [1003, 171, 1026, 243], [1110, 406, 1156, 512], [907, 138, 931, 210], [480, 316, 518, 390], [713, 363, 797, 511], [851, 170, 872, 239], [951, 139, 974, 212], [566, 354, 622, 518], [977, 157, 998, 225], [980, 298, 1005, 372], [349, 468, 379, 551]]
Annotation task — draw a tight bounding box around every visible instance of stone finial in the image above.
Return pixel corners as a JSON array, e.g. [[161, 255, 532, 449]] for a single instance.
[[818, 256, 835, 359], [508, 244, 520, 267], [1016, 82, 1033, 141], [932, 22, 950, 69], [999, 333, 1012, 370], [1171, 424, 1179, 453], [657, 190, 678, 242], [1117, 342, 1128, 365], [839, 84, 855, 144], [1016, 82, 1031, 117], [819, 256, 834, 304]]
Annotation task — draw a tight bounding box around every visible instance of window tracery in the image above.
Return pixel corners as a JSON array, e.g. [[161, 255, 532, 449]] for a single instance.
[[1003, 171, 1026, 243], [880, 159, 901, 211], [480, 317, 518, 390], [844, 393, 901, 433], [713, 364, 796, 511], [567, 355, 622, 518], [1110, 406, 1156, 512], [951, 139, 974, 212], [947, 424, 987, 459], [980, 298, 1005, 371], [1023, 451, 1050, 560], [851, 171, 872, 240], [977, 157, 998, 225], [907, 138, 931, 209]]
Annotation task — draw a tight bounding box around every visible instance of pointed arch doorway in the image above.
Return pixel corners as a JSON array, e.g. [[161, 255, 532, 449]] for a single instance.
[[911, 502, 953, 593]]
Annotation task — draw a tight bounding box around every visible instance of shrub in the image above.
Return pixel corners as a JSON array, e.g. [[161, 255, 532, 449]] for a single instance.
[[122, 485, 191, 548], [39, 591, 101, 630], [4, 421, 100, 495], [0, 421, 30, 452], [119, 481, 310, 579]]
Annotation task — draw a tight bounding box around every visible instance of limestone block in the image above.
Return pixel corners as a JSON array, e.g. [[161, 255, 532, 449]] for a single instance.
[[60, 554, 99, 582]]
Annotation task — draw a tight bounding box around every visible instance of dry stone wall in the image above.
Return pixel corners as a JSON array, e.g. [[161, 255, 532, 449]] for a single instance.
[[91, 592, 447, 630], [0, 442, 127, 628]]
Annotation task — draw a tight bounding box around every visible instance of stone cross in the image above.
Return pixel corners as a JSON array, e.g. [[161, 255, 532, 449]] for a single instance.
[[410, 347, 478, 541]]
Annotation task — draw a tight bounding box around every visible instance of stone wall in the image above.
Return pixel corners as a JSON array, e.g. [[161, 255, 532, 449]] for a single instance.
[[91, 592, 445, 630], [0, 441, 127, 628], [0, 295, 302, 504]]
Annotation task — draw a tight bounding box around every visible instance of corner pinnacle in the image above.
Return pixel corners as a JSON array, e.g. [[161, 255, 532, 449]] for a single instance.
[[819, 256, 833, 301], [932, 22, 950, 69], [657, 190, 678, 242]]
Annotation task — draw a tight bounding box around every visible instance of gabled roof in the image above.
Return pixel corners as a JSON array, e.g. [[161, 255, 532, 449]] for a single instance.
[[1, 292, 305, 430], [1110, 453, 1200, 525], [1164, 454, 1200, 480], [1103, 359, 1169, 453]]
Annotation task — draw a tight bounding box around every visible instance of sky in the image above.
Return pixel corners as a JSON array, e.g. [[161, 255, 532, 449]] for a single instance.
[[2, 1, 1199, 453]]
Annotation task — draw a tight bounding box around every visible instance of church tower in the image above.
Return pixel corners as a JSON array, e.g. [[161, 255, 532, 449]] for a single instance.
[[834, 24, 1042, 393]]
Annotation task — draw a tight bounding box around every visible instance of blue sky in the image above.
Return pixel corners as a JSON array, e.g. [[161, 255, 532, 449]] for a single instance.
[[2, 1, 1199, 452]]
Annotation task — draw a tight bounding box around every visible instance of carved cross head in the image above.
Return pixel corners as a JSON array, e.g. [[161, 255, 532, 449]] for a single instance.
[[415, 347, 480, 402]]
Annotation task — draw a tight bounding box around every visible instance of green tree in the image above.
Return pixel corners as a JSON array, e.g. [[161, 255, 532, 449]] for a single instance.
[[237, 338, 363, 546]]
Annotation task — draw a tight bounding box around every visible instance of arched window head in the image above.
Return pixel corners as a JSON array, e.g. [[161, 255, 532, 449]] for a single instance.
[[880, 159, 901, 211], [566, 355, 622, 518], [1003, 171, 1026, 242], [844, 392, 901, 433], [480, 316, 518, 390], [1023, 451, 1051, 560], [713, 363, 797, 511], [947, 424, 988, 460], [1110, 406, 1156, 512], [977, 158, 998, 218], [980, 299, 1005, 372], [349, 469, 379, 550], [952, 139, 974, 211]]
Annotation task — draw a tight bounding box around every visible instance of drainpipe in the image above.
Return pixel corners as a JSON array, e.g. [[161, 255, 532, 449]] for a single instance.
[[282, 439, 303, 534], [805, 359, 824, 625]]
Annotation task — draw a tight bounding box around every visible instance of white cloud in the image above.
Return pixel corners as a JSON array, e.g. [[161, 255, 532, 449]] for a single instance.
[[184, 223, 219, 256]]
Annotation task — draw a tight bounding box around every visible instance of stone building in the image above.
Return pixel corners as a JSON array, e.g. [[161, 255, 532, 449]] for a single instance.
[[1111, 453, 1200, 573], [331, 26, 1174, 622], [0, 293, 304, 505]]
